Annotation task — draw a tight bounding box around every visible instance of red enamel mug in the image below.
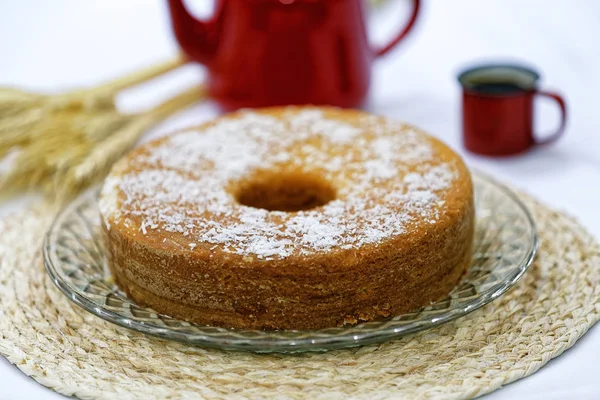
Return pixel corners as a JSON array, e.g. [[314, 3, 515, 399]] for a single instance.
[[167, 0, 420, 110], [459, 64, 567, 156]]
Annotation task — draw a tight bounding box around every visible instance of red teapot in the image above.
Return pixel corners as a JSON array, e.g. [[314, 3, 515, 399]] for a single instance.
[[167, 0, 420, 110]]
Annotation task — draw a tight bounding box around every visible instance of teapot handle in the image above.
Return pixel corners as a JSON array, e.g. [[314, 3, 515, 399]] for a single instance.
[[373, 0, 421, 58]]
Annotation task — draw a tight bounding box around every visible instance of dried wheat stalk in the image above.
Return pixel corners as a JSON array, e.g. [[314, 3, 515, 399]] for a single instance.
[[0, 56, 201, 203]]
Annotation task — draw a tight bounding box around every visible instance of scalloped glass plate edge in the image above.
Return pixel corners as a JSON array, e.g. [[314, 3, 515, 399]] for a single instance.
[[43, 172, 537, 353]]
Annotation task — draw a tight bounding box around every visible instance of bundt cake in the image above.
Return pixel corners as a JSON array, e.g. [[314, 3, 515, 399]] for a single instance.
[[99, 107, 474, 330]]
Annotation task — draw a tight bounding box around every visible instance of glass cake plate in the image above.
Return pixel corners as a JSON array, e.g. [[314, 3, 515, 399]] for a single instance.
[[43, 173, 537, 353]]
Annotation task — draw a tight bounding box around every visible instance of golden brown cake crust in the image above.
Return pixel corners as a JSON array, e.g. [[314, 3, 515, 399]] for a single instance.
[[100, 107, 474, 330]]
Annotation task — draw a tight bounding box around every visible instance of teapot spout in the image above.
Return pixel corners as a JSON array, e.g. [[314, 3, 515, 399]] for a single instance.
[[167, 0, 218, 65]]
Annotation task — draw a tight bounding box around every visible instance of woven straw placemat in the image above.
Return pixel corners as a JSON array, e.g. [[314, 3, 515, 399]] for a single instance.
[[0, 189, 599, 400]]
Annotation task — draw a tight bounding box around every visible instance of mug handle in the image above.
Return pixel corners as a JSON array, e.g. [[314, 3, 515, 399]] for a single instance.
[[534, 91, 568, 145], [373, 0, 421, 58]]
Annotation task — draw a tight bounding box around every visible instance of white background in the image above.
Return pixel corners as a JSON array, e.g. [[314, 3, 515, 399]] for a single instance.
[[1, 1, 600, 399]]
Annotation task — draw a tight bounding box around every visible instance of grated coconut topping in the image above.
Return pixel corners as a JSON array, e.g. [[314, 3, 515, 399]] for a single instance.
[[99, 108, 458, 260]]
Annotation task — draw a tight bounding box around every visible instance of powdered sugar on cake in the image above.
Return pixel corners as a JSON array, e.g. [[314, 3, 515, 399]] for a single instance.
[[100, 108, 458, 259]]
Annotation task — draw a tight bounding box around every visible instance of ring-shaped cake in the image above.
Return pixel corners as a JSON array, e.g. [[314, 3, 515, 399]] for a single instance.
[[99, 107, 474, 330]]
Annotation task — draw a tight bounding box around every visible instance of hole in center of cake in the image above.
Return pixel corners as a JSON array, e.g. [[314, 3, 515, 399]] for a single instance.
[[234, 170, 336, 212]]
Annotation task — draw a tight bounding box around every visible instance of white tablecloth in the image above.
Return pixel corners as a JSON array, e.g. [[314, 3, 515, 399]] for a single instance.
[[1, 1, 599, 398]]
